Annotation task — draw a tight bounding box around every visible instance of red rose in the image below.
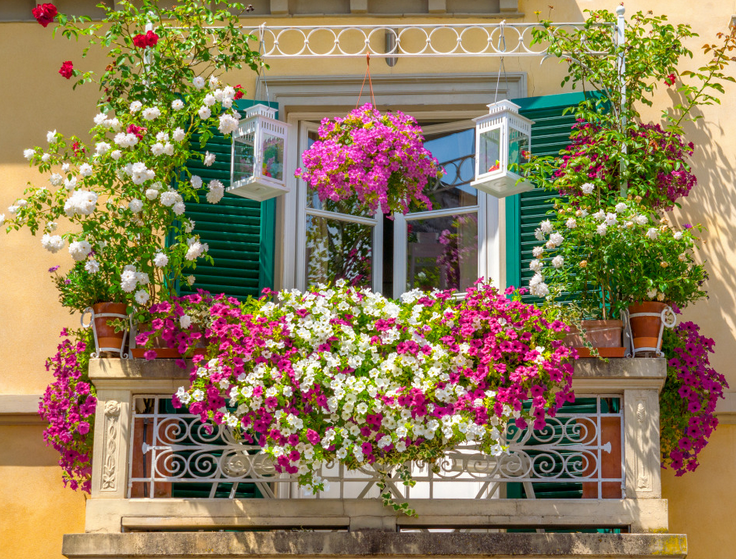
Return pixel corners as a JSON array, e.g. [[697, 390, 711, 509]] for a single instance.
[[665, 73, 676, 86], [234, 84, 244, 100], [59, 61, 74, 79], [126, 124, 147, 139], [133, 30, 159, 48], [32, 3, 57, 27]]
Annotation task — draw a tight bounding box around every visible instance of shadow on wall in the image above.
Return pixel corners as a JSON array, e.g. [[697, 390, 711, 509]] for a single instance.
[[665, 91, 736, 372], [0, 425, 60, 467]]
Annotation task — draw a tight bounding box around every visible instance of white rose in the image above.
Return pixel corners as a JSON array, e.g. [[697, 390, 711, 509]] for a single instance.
[[193, 76, 205, 89], [172, 99, 184, 110], [173, 127, 185, 142], [111, 150, 122, 160], [596, 224, 608, 236], [129, 101, 142, 113], [142, 107, 161, 121], [129, 199, 143, 213], [134, 289, 150, 306], [204, 152, 216, 167], [203, 94, 216, 107], [198, 106, 212, 120], [646, 228, 659, 240], [191, 175, 203, 188], [41, 234, 64, 253], [614, 202, 627, 213], [529, 259, 543, 272], [218, 113, 239, 135], [540, 219, 553, 234], [153, 252, 169, 267], [173, 201, 186, 215], [186, 275, 196, 286], [68, 240, 92, 261], [42, 153, 51, 163], [581, 183, 595, 194], [565, 218, 577, 229], [552, 255, 564, 269], [145, 188, 159, 200], [23, 149, 35, 160], [674, 231, 683, 240], [79, 163, 93, 177], [85, 259, 100, 274], [47, 130, 57, 143]]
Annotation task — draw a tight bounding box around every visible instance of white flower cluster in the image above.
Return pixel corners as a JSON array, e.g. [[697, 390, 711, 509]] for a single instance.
[[64, 190, 98, 217], [206, 179, 224, 204], [185, 238, 208, 261], [68, 240, 92, 262], [41, 234, 65, 253]]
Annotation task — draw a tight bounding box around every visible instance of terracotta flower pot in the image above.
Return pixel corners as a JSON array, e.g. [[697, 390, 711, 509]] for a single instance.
[[628, 301, 670, 356], [91, 302, 128, 355], [131, 323, 206, 359], [564, 320, 625, 358]]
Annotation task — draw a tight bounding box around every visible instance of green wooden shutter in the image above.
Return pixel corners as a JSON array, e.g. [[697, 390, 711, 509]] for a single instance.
[[505, 92, 587, 295], [180, 100, 278, 299]]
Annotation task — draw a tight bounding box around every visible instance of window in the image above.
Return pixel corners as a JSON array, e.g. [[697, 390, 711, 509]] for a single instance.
[[295, 116, 494, 297]]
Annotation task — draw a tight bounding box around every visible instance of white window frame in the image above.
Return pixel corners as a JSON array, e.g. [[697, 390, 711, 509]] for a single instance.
[[269, 72, 527, 292]]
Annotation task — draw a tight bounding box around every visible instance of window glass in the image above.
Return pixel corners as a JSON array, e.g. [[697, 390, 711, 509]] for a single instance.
[[413, 128, 477, 212], [306, 215, 372, 288], [406, 213, 478, 292]]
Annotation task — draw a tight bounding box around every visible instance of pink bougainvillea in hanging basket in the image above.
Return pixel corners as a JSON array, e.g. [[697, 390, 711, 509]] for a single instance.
[[295, 104, 443, 216]]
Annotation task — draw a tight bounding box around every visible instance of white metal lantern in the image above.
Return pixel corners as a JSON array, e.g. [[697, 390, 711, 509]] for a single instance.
[[229, 104, 290, 202], [471, 100, 535, 198]]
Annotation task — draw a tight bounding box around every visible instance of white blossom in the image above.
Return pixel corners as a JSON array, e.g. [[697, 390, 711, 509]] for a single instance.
[[565, 218, 577, 229], [173, 127, 185, 142], [93, 113, 107, 125], [95, 142, 111, 156], [151, 143, 165, 156], [129, 100, 142, 113], [145, 188, 159, 200], [79, 163, 93, 177], [191, 175, 203, 188], [614, 202, 627, 213], [180, 315, 192, 329], [61, 163, 70, 173], [198, 106, 212, 120], [206, 179, 224, 204], [64, 190, 98, 216], [160, 191, 179, 207], [156, 131, 169, 142], [49, 173, 63, 186], [203, 94, 217, 107], [85, 259, 100, 274], [548, 233, 564, 247], [218, 113, 238, 135], [635, 214, 648, 226], [142, 107, 161, 121], [134, 289, 150, 306], [172, 99, 184, 110], [185, 239, 208, 261], [23, 149, 34, 160], [129, 199, 143, 213], [69, 240, 92, 261], [135, 272, 150, 286], [0, 214, 6, 226], [646, 228, 659, 240], [111, 150, 122, 160], [552, 255, 564, 269], [163, 143, 174, 156], [529, 259, 543, 272], [674, 231, 683, 240], [647, 288, 658, 300], [204, 152, 216, 167], [529, 273, 549, 297], [173, 201, 186, 215], [42, 153, 51, 163], [120, 270, 137, 292], [41, 234, 64, 253], [596, 224, 608, 236], [540, 219, 553, 234], [209, 75, 219, 89], [604, 212, 618, 226], [186, 275, 196, 286], [47, 130, 57, 143], [193, 76, 205, 89], [581, 183, 595, 194], [532, 246, 544, 258], [47, 222, 57, 231], [153, 252, 169, 267]]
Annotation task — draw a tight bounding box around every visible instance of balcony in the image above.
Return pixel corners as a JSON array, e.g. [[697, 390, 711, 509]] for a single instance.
[[62, 358, 687, 559]]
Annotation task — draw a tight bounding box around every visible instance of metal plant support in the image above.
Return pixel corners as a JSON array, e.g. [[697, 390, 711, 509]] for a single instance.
[[81, 306, 129, 359]]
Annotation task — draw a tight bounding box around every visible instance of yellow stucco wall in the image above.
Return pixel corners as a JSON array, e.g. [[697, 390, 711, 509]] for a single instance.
[[1, 2, 735, 558]]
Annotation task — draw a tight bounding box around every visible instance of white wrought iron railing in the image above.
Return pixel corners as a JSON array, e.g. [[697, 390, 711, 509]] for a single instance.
[[127, 395, 623, 501]]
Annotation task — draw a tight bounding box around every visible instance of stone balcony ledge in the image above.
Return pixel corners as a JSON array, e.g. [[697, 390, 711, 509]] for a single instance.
[[63, 532, 687, 559]]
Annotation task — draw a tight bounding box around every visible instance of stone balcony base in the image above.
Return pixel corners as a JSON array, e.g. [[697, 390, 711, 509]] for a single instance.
[[63, 532, 687, 559]]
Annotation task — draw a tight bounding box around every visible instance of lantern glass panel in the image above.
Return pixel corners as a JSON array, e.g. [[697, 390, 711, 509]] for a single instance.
[[233, 134, 255, 182], [261, 133, 285, 181], [508, 128, 530, 173], [478, 127, 501, 175]]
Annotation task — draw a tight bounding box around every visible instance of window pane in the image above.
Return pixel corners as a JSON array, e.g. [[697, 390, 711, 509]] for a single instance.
[[262, 133, 284, 181], [306, 215, 372, 288], [479, 127, 501, 174], [416, 127, 478, 212], [406, 213, 478, 292]]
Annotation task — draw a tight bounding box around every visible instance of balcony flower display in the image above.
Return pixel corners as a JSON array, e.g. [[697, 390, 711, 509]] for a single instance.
[[138, 281, 577, 509], [295, 104, 443, 216]]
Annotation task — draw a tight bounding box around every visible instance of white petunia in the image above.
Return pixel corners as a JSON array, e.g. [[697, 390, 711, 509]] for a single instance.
[[198, 106, 212, 120], [552, 255, 564, 269], [79, 163, 93, 177], [153, 252, 169, 267], [41, 234, 65, 253], [596, 224, 608, 236], [172, 99, 184, 110], [193, 76, 205, 89], [206, 179, 224, 204], [129, 101, 142, 113], [581, 183, 595, 194], [180, 315, 192, 329], [204, 152, 216, 167], [68, 240, 92, 261], [218, 113, 238, 135], [129, 198, 143, 213], [47, 130, 57, 143], [85, 259, 100, 274], [142, 107, 161, 121], [24, 149, 35, 160], [190, 175, 203, 188], [173, 127, 185, 142], [646, 228, 659, 240], [134, 289, 150, 306]]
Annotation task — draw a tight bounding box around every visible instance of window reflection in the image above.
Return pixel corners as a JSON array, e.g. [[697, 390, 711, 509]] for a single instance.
[[306, 215, 372, 289], [407, 213, 478, 292]]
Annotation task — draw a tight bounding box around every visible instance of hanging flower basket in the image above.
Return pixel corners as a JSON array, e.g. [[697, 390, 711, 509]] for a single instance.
[[295, 104, 443, 216]]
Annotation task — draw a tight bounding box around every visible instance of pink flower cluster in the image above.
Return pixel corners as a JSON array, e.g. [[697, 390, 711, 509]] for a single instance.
[[164, 281, 576, 494], [295, 104, 443, 215], [38, 329, 96, 493], [661, 321, 728, 476]]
